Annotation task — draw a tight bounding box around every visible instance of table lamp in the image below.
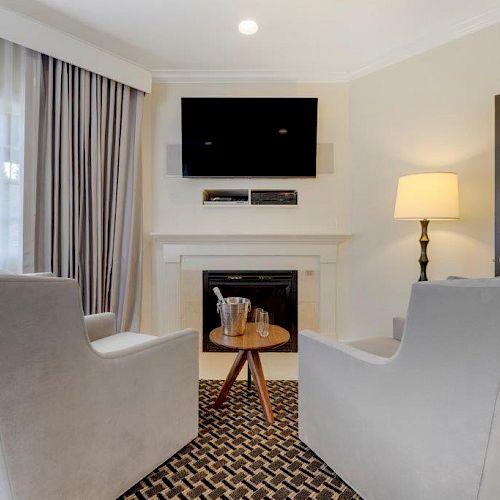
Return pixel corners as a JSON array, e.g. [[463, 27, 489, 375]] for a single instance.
[[394, 172, 459, 281]]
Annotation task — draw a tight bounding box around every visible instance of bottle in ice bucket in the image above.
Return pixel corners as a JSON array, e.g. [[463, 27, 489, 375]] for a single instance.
[[217, 297, 251, 336]]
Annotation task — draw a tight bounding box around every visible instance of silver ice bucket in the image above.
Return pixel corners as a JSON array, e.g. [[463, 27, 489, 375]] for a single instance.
[[217, 297, 251, 336]]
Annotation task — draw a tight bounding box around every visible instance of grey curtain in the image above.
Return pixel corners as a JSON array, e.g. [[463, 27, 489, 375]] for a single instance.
[[34, 55, 144, 331]]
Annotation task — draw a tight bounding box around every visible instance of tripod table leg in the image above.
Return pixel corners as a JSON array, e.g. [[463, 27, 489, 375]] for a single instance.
[[213, 350, 247, 409], [247, 350, 275, 424]]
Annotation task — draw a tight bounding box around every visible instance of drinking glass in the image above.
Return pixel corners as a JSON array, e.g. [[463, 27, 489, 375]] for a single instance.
[[257, 311, 270, 337], [254, 308, 264, 326]]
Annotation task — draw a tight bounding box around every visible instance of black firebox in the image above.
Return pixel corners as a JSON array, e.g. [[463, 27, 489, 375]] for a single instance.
[[202, 270, 298, 352]]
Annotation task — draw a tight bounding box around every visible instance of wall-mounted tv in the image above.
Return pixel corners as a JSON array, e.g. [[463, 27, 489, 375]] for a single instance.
[[181, 97, 318, 177]]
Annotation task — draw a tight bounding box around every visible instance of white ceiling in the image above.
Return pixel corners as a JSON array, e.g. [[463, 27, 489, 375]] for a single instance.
[[3, 0, 500, 81]]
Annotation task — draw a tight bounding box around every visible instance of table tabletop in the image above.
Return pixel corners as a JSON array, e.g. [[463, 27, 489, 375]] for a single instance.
[[210, 322, 290, 351]]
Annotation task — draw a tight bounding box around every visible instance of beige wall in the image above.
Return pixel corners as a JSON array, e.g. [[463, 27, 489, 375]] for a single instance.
[[141, 81, 351, 335], [337, 23, 499, 340], [146, 81, 350, 235], [140, 93, 154, 333], [142, 23, 500, 342]]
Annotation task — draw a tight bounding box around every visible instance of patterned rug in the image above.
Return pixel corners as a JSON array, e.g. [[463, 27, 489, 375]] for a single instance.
[[119, 380, 362, 499]]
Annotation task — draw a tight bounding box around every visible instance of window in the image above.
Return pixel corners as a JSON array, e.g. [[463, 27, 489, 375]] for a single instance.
[[0, 39, 25, 272]]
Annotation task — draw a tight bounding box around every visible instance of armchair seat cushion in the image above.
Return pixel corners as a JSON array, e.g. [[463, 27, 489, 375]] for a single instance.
[[91, 331, 158, 354], [346, 336, 400, 358]]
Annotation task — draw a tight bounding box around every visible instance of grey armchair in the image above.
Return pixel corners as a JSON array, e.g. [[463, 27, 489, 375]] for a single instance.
[[299, 278, 500, 500], [0, 274, 198, 500]]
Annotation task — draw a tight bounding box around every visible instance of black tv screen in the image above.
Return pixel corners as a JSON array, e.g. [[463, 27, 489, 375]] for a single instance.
[[181, 97, 318, 177]]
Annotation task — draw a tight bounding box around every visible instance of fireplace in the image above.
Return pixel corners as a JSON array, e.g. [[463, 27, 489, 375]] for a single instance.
[[203, 270, 298, 352]]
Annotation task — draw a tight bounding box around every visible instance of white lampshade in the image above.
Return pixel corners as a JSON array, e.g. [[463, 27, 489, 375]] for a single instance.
[[394, 172, 459, 220]]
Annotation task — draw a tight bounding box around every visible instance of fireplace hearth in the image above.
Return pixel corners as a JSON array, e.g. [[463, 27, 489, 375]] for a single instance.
[[203, 270, 298, 352]]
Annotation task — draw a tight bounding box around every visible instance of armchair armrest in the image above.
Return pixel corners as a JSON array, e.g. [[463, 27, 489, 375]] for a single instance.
[[300, 330, 392, 366], [94, 329, 197, 359], [84, 312, 116, 342]]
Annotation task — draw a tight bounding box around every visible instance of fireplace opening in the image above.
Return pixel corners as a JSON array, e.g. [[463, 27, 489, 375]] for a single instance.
[[202, 270, 298, 352]]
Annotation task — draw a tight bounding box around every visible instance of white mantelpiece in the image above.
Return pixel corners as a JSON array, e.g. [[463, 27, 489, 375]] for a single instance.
[[151, 233, 350, 337]]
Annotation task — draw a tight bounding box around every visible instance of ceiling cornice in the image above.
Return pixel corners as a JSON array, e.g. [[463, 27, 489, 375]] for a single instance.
[[347, 3, 500, 80], [152, 5, 500, 84], [151, 69, 349, 84]]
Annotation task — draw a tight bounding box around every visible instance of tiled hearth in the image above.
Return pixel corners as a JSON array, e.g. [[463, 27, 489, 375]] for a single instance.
[[151, 233, 350, 379]]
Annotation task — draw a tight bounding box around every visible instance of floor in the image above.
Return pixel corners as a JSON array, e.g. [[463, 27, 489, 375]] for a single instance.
[[120, 380, 361, 499]]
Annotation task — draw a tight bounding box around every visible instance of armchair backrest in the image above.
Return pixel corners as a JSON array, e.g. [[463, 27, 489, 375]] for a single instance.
[[0, 274, 88, 363], [396, 279, 500, 498], [0, 274, 89, 499], [399, 279, 500, 376]]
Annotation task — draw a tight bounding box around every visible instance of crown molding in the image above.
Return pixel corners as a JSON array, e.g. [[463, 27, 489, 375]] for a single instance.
[[153, 5, 500, 85], [346, 4, 500, 80], [152, 69, 349, 84]]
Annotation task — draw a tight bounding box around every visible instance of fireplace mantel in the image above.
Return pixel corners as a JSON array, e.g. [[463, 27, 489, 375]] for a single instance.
[[151, 233, 350, 244], [151, 232, 350, 338]]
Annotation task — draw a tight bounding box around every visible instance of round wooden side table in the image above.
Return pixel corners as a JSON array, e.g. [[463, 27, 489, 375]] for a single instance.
[[210, 322, 290, 424]]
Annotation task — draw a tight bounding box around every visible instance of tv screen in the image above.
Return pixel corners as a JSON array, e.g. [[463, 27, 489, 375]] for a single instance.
[[181, 97, 318, 177]]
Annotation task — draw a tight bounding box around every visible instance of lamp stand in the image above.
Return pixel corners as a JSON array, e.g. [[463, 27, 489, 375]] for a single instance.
[[418, 219, 429, 281]]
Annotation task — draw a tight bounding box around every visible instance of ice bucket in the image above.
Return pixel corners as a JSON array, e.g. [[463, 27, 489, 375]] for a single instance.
[[217, 297, 251, 336]]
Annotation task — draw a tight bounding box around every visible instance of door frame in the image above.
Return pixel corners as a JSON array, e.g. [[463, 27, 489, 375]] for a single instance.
[[495, 95, 500, 276]]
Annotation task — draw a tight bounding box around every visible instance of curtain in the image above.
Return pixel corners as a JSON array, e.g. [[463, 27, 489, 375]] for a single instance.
[[0, 39, 25, 272], [34, 55, 144, 331]]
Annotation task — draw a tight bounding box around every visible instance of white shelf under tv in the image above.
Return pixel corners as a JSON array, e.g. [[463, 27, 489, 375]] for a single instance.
[[202, 189, 298, 207], [203, 201, 250, 207], [203, 204, 298, 209]]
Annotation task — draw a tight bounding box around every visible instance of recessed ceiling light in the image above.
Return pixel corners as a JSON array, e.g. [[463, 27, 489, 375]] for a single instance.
[[238, 20, 259, 35]]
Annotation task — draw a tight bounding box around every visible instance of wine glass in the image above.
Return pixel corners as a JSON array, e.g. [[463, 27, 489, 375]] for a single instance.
[[257, 310, 269, 338], [254, 308, 263, 322], [254, 308, 264, 332]]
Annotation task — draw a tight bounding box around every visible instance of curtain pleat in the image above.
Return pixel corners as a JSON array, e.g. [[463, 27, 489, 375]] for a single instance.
[[34, 55, 144, 330], [0, 39, 26, 273]]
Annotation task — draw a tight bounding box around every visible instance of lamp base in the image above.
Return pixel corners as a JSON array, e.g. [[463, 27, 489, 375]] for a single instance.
[[419, 219, 429, 282]]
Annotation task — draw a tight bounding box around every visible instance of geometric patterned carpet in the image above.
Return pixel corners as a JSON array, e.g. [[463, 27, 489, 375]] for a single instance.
[[119, 380, 362, 500]]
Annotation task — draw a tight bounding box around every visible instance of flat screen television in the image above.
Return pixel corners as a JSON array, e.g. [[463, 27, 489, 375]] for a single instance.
[[181, 97, 318, 177]]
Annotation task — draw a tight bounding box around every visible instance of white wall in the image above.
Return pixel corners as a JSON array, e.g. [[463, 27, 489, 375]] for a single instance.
[[141, 81, 350, 340], [146, 82, 350, 236], [142, 23, 500, 344], [141, 83, 350, 379], [337, 23, 499, 340]]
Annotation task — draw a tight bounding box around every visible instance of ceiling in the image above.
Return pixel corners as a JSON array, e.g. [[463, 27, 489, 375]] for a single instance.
[[3, 0, 500, 81]]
